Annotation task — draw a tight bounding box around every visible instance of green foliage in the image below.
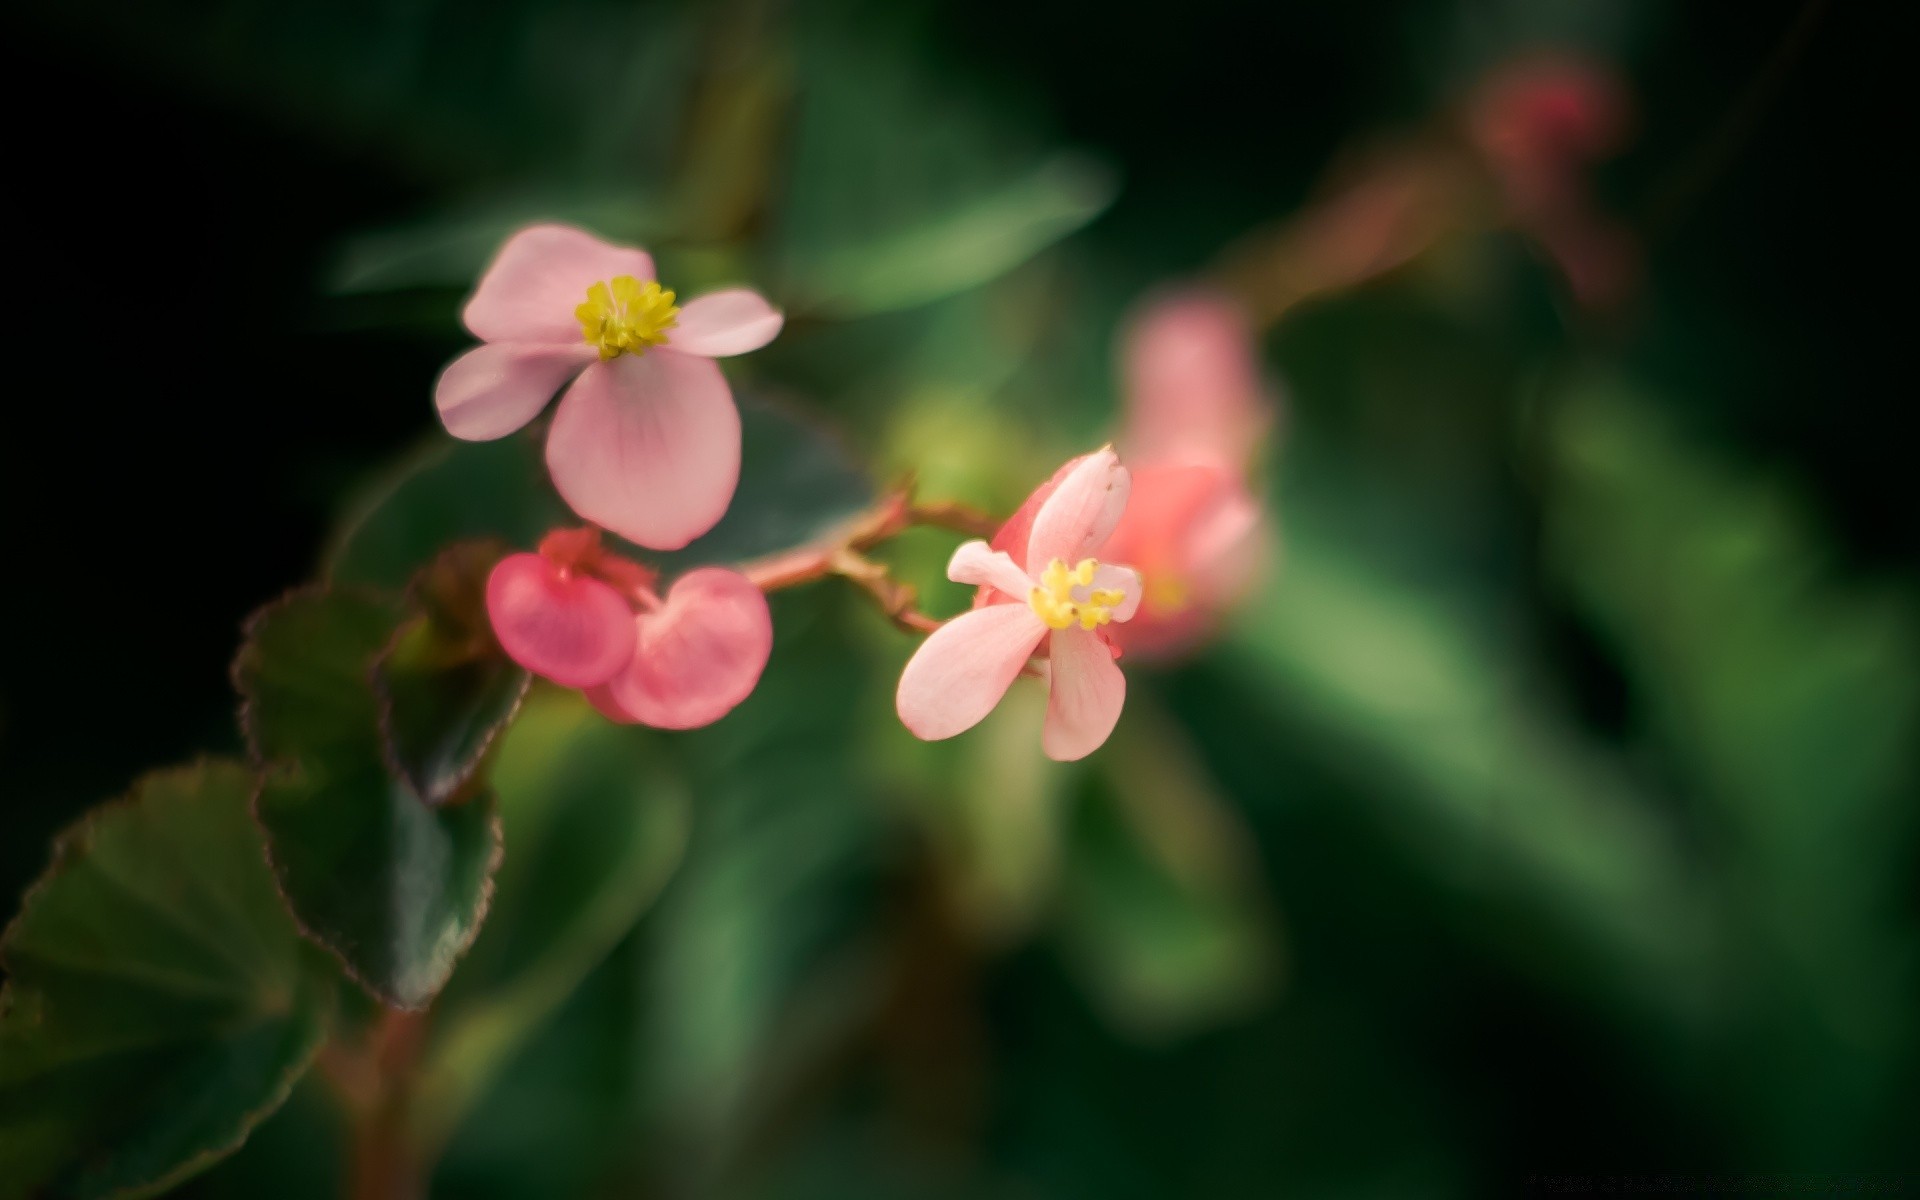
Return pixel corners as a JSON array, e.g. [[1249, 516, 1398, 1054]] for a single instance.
[[373, 541, 530, 807], [1545, 379, 1920, 1160], [236, 588, 502, 1010], [0, 762, 334, 1200], [415, 691, 690, 1156]]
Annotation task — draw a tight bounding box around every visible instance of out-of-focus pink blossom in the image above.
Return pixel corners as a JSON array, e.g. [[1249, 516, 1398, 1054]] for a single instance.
[[435, 224, 784, 550], [1099, 292, 1270, 659], [486, 527, 771, 730], [1468, 53, 1639, 310], [898, 450, 1141, 762]]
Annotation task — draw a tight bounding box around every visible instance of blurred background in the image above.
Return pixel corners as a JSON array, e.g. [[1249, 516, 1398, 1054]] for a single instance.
[[4, 0, 1915, 1195]]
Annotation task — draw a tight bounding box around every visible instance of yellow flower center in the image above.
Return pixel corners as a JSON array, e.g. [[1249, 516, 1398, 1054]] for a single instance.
[[1029, 558, 1128, 632], [576, 275, 679, 360]]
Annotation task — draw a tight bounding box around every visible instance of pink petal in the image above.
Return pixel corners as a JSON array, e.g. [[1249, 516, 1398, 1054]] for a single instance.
[[463, 224, 657, 344], [666, 289, 784, 357], [946, 540, 1034, 599], [1025, 448, 1131, 576], [545, 351, 740, 551], [1042, 627, 1126, 761], [589, 568, 772, 729], [1121, 290, 1269, 472], [1184, 485, 1264, 600], [1087, 564, 1142, 622], [1102, 465, 1266, 661], [896, 604, 1046, 742], [486, 553, 637, 688], [434, 341, 595, 441]]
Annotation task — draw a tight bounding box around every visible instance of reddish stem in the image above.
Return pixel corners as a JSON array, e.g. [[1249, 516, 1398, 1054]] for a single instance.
[[736, 484, 1001, 636]]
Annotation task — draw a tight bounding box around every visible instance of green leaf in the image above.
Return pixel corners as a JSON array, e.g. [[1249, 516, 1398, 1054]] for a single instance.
[[326, 394, 873, 590], [414, 690, 689, 1155], [776, 25, 1115, 317], [374, 541, 531, 807], [1063, 700, 1279, 1039], [327, 437, 570, 592], [1543, 378, 1920, 1158], [1218, 490, 1711, 1030], [235, 588, 502, 1010], [0, 760, 334, 1200], [783, 154, 1117, 318]]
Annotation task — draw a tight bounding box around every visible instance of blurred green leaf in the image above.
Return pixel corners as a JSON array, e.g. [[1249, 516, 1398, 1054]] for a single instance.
[[0, 761, 334, 1200], [1220, 488, 1712, 1029], [328, 194, 676, 298], [783, 153, 1116, 318], [1062, 699, 1279, 1039], [328, 437, 569, 592], [236, 588, 501, 1010], [374, 542, 530, 807], [637, 591, 888, 1190], [326, 393, 873, 588], [1545, 378, 1920, 1159], [776, 24, 1114, 317], [416, 690, 689, 1155]]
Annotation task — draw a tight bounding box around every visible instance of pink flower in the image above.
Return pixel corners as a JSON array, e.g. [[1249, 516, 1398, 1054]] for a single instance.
[[487, 527, 772, 730], [1099, 291, 1270, 659], [435, 224, 785, 550], [1466, 54, 1639, 310], [897, 450, 1141, 762]]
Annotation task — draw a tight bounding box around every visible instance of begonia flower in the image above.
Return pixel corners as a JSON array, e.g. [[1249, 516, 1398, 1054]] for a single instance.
[[1099, 292, 1269, 659], [487, 527, 771, 730], [1466, 54, 1638, 310], [436, 224, 784, 550], [897, 449, 1140, 762]]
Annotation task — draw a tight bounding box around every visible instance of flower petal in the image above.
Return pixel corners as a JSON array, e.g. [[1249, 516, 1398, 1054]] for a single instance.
[[666, 289, 784, 357], [434, 342, 595, 442], [896, 604, 1046, 742], [1121, 290, 1268, 471], [1042, 627, 1126, 761], [545, 351, 741, 551], [1025, 448, 1131, 575], [1087, 564, 1142, 622], [464, 224, 657, 344], [946, 540, 1034, 599], [589, 567, 772, 730], [485, 553, 636, 687]]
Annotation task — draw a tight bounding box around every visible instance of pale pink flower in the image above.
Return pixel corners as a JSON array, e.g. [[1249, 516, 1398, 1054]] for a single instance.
[[1099, 292, 1270, 659], [435, 224, 784, 550], [487, 527, 771, 730], [897, 450, 1141, 762]]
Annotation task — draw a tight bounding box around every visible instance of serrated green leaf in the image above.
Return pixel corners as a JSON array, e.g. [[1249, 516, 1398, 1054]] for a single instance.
[[0, 761, 334, 1200], [375, 541, 531, 807], [236, 588, 502, 1010]]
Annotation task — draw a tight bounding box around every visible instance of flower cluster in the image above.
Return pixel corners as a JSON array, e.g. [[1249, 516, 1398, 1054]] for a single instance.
[[437, 226, 1271, 752], [487, 527, 772, 729]]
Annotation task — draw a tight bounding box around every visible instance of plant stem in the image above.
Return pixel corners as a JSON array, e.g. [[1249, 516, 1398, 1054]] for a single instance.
[[322, 1009, 432, 1200], [737, 482, 1000, 634]]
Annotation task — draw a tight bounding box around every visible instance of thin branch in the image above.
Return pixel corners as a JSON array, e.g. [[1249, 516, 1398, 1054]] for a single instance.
[[735, 481, 1004, 636]]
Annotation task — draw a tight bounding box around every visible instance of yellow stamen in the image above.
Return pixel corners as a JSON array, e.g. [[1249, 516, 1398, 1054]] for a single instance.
[[576, 275, 679, 360], [1028, 557, 1128, 631]]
